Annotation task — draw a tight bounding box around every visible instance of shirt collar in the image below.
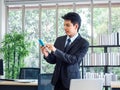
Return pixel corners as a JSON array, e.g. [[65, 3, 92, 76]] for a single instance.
[[66, 33, 78, 43]]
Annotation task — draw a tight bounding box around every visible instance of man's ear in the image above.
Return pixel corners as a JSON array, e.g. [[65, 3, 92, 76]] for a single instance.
[[75, 24, 79, 30]]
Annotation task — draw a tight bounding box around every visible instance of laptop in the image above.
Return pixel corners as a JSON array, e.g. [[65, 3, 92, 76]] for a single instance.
[[70, 79, 103, 90]]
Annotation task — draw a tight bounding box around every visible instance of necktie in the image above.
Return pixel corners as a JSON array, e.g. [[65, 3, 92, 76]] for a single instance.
[[64, 38, 71, 52]]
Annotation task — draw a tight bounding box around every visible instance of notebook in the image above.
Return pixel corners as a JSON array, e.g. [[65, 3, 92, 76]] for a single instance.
[[70, 79, 103, 90]]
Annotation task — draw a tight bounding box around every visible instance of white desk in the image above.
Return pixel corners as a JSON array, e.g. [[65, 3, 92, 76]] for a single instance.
[[0, 80, 38, 90]]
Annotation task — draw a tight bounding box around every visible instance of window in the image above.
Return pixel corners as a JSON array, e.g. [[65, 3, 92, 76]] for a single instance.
[[24, 5, 39, 67], [8, 5, 22, 33], [41, 6, 56, 73], [6, 1, 120, 74]]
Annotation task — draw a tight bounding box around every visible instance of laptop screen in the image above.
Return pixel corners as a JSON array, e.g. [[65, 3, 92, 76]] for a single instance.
[[70, 79, 103, 90], [0, 59, 3, 75]]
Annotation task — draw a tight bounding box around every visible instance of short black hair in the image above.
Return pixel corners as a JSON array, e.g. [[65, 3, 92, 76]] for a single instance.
[[62, 12, 81, 32]]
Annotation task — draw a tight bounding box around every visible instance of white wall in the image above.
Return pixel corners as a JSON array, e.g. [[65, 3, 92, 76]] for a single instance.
[[0, 0, 5, 41], [0, 0, 6, 59], [0, 1, 5, 79], [0, 0, 2, 41]]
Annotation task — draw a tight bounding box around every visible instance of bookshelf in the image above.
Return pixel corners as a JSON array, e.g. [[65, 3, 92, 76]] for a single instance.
[[81, 32, 120, 90]]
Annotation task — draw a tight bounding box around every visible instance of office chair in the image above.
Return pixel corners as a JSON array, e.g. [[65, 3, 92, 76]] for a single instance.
[[38, 73, 53, 90], [19, 67, 40, 79]]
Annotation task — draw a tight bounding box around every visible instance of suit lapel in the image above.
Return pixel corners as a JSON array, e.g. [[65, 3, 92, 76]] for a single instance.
[[65, 34, 81, 52], [61, 36, 67, 51]]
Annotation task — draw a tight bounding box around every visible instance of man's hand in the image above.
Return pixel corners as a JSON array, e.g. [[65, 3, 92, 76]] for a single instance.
[[46, 44, 56, 52], [40, 46, 49, 57]]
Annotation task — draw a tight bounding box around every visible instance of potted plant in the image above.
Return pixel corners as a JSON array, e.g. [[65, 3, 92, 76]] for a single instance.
[[0, 31, 31, 79]]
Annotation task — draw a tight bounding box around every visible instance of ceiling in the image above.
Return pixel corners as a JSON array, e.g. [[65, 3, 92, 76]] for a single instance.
[[4, 0, 120, 5]]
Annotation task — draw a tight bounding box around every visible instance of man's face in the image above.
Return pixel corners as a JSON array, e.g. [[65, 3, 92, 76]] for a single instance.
[[64, 20, 78, 37]]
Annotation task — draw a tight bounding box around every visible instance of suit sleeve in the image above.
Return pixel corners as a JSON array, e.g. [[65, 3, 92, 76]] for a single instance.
[[53, 39, 89, 64], [43, 37, 61, 64], [44, 53, 56, 64]]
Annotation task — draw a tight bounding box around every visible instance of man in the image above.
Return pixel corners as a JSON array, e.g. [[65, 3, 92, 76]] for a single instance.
[[41, 12, 89, 90]]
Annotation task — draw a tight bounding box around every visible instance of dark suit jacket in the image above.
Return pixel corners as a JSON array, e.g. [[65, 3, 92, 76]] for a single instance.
[[44, 34, 89, 88]]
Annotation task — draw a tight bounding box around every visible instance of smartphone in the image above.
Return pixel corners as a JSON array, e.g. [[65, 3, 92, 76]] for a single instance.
[[39, 39, 50, 53], [39, 39, 45, 46]]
